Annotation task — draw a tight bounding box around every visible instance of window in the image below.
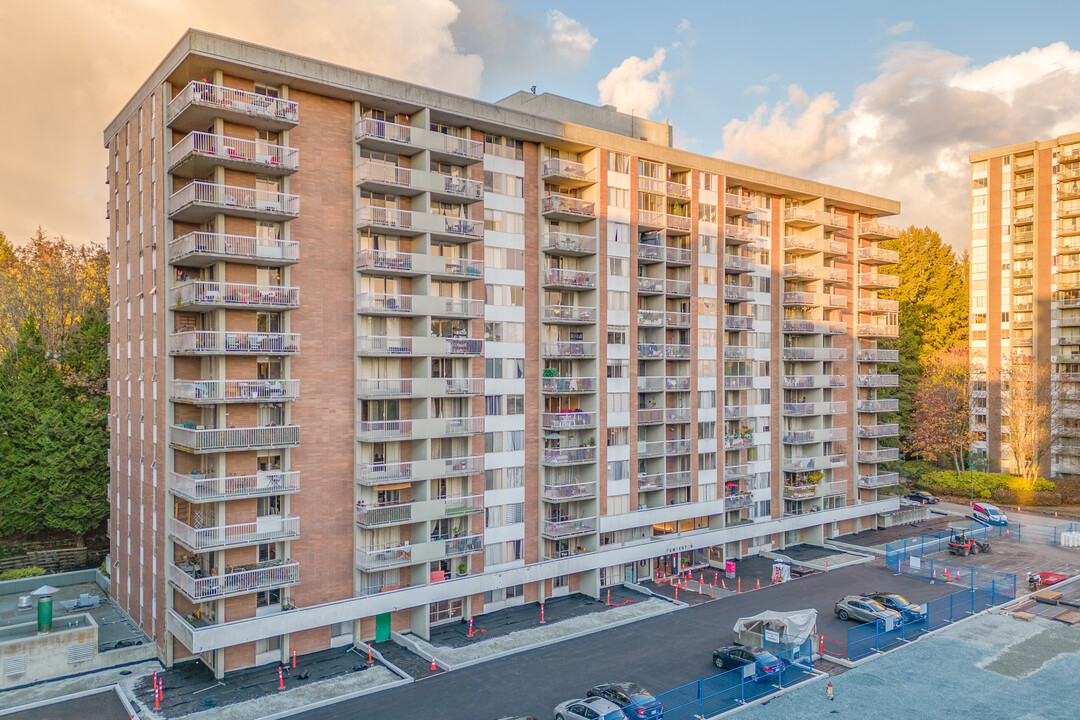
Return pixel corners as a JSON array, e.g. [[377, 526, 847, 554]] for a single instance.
[[608, 257, 629, 277], [486, 503, 525, 527], [484, 209, 525, 234], [698, 391, 716, 409], [486, 284, 525, 306], [485, 395, 504, 416], [699, 172, 716, 191], [484, 134, 524, 160], [608, 290, 630, 311], [699, 266, 717, 284], [607, 495, 630, 515], [699, 453, 716, 470], [485, 358, 502, 379], [608, 152, 630, 174], [608, 460, 630, 481], [256, 589, 281, 608], [608, 427, 628, 446], [698, 421, 716, 439], [607, 392, 630, 412], [485, 430, 525, 452], [607, 326, 629, 345], [699, 235, 718, 255], [607, 359, 629, 378], [608, 187, 630, 208], [485, 322, 526, 343], [485, 540, 523, 565], [485, 467, 525, 489], [698, 329, 716, 347], [429, 599, 464, 624], [699, 359, 716, 377], [483, 171, 524, 197], [485, 247, 525, 270], [698, 204, 717, 223], [506, 395, 525, 414]]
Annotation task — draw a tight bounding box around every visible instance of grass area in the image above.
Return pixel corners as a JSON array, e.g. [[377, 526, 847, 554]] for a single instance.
[[1024, 506, 1080, 520]]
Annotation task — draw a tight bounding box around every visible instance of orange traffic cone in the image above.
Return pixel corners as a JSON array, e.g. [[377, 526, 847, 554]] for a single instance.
[[738, 577, 742, 593], [710, 585, 714, 598], [944, 569, 951, 582], [956, 570, 962, 582], [755, 578, 761, 589], [721, 578, 727, 591], [931, 568, 936, 584], [674, 585, 679, 601], [430, 657, 437, 672]]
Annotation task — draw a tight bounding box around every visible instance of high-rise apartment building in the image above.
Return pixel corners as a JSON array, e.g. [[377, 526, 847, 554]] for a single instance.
[[105, 31, 901, 676], [969, 133, 1080, 477]]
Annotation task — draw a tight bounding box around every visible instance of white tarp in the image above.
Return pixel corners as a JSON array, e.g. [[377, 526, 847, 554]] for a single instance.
[[733, 609, 818, 641]]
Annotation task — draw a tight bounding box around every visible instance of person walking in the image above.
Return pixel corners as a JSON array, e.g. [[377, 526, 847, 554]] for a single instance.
[[827, 681, 834, 701]]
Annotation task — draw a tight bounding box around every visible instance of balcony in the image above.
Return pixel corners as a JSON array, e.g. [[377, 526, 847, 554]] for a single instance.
[[542, 446, 597, 466], [637, 276, 666, 294], [542, 411, 597, 430], [356, 335, 483, 357], [638, 176, 665, 194], [353, 118, 483, 163], [638, 244, 664, 263], [724, 254, 753, 273], [665, 311, 691, 328], [858, 272, 900, 289], [356, 455, 483, 486], [724, 346, 750, 360], [168, 81, 299, 132], [667, 375, 693, 391], [542, 195, 595, 220], [354, 206, 483, 241], [857, 374, 899, 388], [783, 484, 819, 500], [542, 517, 598, 539], [782, 428, 846, 445], [170, 470, 299, 503], [171, 281, 299, 312], [856, 398, 899, 412], [858, 221, 901, 240], [665, 407, 692, 423], [665, 344, 692, 360], [542, 305, 596, 324], [857, 246, 900, 264], [355, 534, 483, 571], [666, 279, 691, 296], [356, 249, 484, 281], [169, 181, 300, 224], [723, 284, 752, 302], [638, 210, 665, 230], [857, 349, 899, 362], [783, 347, 847, 361], [783, 292, 846, 308], [666, 246, 693, 265], [638, 309, 664, 327], [782, 319, 845, 335], [171, 515, 300, 552], [169, 231, 299, 268], [724, 375, 752, 390], [355, 416, 485, 442], [724, 435, 754, 450], [543, 268, 597, 290], [169, 559, 299, 602], [638, 439, 665, 458], [724, 224, 754, 243], [354, 161, 483, 203], [857, 297, 899, 313], [724, 405, 750, 420], [170, 379, 299, 404], [667, 181, 691, 199], [637, 409, 665, 425], [857, 323, 899, 338], [541, 158, 596, 187], [666, 214, 692, 233], [542, 232, 597, 256], [724, 193, 755, 214], [724, 314, 754, 331], [666, 438, 692, 455], [783, 374, 846, 389], [725, 493, 754, 511], [355, 495, 484, 528], [542, 341, 597, 359], [170, 331, 299, 356], [543, 376, 596, 394], [857, 423, 900, 439], [782, 401, 847, 416], [355, 377, 483, 399], [543, 480, 598, 502], [356, 293, 484, 319], [638, 342, 663, 360], [783, 207, 820, 227], [170, 425, 300, 454], [169, 131, 298, 178], [858, 447, 901, 463], [857, 472, 901, 489]]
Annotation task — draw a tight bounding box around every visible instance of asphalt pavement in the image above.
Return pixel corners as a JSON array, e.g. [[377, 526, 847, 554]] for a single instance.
[[935, 500, 1075, 530], [290, 562, 957, 720]]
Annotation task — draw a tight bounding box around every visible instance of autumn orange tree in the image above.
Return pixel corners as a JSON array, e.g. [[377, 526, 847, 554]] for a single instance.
[[998, 353, 1059, 489], [906, 345, 971, 475]]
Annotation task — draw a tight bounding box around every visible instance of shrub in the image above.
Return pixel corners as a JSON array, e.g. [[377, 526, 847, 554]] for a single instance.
[[919, 470, 1057, 505], [0, 566, 47, 581], [898, 459, 938, 481]]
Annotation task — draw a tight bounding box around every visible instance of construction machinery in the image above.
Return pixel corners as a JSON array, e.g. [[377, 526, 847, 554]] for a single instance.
[[948, 529, 990, 556]]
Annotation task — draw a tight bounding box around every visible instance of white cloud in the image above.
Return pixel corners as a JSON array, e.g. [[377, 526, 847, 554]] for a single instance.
[[597, 48, 672, 118], [718, 41, 1080, 249], [746, 84, 769, 95], [547, 9, 596, 62], [887, 20, 914, 35], [677, 18, 690, 32]]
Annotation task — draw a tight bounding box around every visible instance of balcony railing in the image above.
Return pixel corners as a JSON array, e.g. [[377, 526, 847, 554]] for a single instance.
[[543, 377, 596, 394], [638, 343, 663, 359], [857, 323, 900, 338], [857, 298, 900, 313], [783, 347, 848, 361], [725, 493, 753, 510], [638, 244, 663, 261], [665, 344, 691, 359], [171, 515, 300, 551], [857, 374, 900, 387], [356, 248, 484, 279], [355, 377, 483, 399], [170, 470, 299, 502], [170, 231, 299, 266], [542, 411, 597, 430], [857, 472, 901, 489], [856, 349, 899, 362], [858, 272, 900, 288], [784, 207, 819, 224], [857, 398, 899, 412], [724, 314, 754, 330], [542, 517, 598, 538], [724, 375, 753, 390], [858, 221, 901, 239], [857, 423, 900, 438], [638, 309, 664, 326], [858, 448, 901, 463], [170, 181, 300, 220], [355, 455, 483, 486], [543, 481, 597, 501], [724, 435, 754, 450], [170, 379, 299, 403], [665, 311, 691, 328], [169, 81, 299, 127], [666, 279, 691, 296], [542, 232, 597, 255], [169, 131, 299, 174], [724, 254, 753, 272], [541, 158, 596, 183], [355, 419, 413, 441], [724, 346, 750, 360], [543, 305, 596, 324], [354, 534, 483, 571], [638, 276, 665, 293], [170, 425, 300, 453], [543, 446, 597, 465], [542, 195, 595, 218], [666, 214, 692, 232], [725, 224, 754, 242], [857, 246, 900, 264], [725, 193, 755, 212], [543, 268, 597, 289], [169, 331, 300, 355], [665, 407, 691, 423], [355, 495, 484, 528], [666, 376, 693, 391], [724, 405, 750, 420], [637, 409, 665, 425], [638, 175, 665, 193], [723, 284, 752, 302], [169, 559, 299, 601], [638, 440, 666, 458], [171, 281, 299, 310], [666, 438, 692, 455], [667, 181, 691, 198], [542, 341, 597, 358], [355, 335, 483, 357], [666, 246, 693, 264]]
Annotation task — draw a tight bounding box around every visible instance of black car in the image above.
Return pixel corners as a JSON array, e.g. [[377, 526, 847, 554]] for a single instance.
[[864, 592, 928, 622], [586, 683, 663, 719], [906, 490, 938, 504], [712, 645, 784, 680]]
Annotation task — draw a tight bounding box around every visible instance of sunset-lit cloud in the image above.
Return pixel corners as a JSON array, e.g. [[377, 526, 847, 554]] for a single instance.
[[597, 48, 672, 118]]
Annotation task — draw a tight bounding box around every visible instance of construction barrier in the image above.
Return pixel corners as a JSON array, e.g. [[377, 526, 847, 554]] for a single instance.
[[1014, 521, 1080, 546]]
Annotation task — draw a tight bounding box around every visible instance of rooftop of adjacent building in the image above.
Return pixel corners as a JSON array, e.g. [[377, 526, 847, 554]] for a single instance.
[[106, 28, 899, 215], [969, 129, 1080, 162]]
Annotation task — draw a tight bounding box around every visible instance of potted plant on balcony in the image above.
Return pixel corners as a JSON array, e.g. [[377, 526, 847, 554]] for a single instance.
[[543, 367, 558, 378], [456, 563, 467, 577]]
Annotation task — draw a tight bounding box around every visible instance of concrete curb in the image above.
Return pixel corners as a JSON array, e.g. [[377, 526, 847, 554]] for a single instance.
[[400, 597, 682, 673], [823, 539, 886, 557], [707, 669, 831, 719], [0, 684, 138, 719], [256, 674, 413, 720]]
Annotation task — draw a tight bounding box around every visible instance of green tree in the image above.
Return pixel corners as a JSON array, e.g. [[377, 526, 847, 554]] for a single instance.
[[878, 227, 969, 455]]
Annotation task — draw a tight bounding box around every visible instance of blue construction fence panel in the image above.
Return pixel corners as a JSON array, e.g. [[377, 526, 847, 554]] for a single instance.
[[1015, 521, 1080, 546], [654, 637, 814, 719], [885, 522, 1007, 569]]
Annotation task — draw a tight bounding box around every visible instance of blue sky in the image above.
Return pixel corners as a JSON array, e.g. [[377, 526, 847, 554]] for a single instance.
[[4, 0, 1080, 247]]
